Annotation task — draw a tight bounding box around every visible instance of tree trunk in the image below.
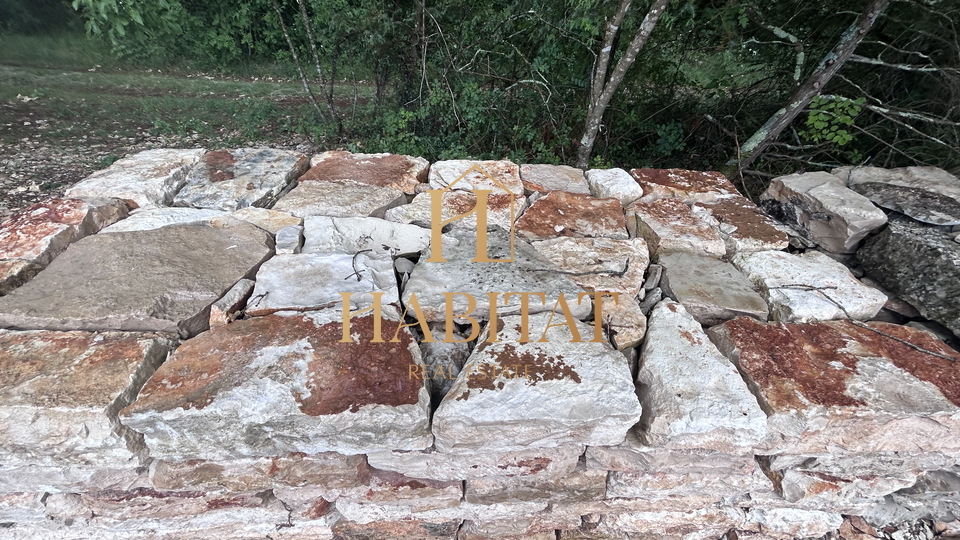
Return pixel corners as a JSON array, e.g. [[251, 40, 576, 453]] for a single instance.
[[575, 0, 671, 169], [295, 0, 343, 135], [271, 0, 325, 119], [734, 0, 891, 172]]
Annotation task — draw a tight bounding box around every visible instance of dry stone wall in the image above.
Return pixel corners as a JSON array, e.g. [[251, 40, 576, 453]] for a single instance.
[[0, 150, 958, 539]]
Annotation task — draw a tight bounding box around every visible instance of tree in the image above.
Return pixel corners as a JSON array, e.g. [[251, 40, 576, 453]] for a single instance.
[[575, 0, 672, 169]]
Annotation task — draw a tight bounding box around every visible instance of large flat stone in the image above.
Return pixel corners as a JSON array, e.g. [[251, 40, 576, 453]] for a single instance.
[[65, 148, 205, 208], [659, 252, 768, 325], [173, 148, 309, 211], [428, 160, 523, 195], [0, 197, 129, 265], [366, 443, 584, 481], [245, 251, 398, 317], [465, 463, 606, 505], [432, 313, 642, 453], [834, 165, 960, 205], [120, 313, 432, 459], [564, 506, 746, 540], [628, 198, 726, 259], [852, 181, 960, 227], [338, 468, 462, 512], [530, 237, 648, 297], [708, 317, 960, 455], [99, 207, 227, 233], [519, 164, 590, 195], [384, 189, 527, 232], [0, 329, 176, 469], [516, 191, 628, 240], [0, 219, 273, 338], [631, 168, 738, 204], [305, 151, 429, 194], [759, 172, 887, 253], [692, 196, 789, 255], [732, 250, 888, 322], [226, 206, 302, 234], [585, 168, 643, 206], [302, 216, 431, 255], [402, 227, 590, 323], [273, 179, 407, 218], [637, 301, 766, 452], [744, 508, 844, 540], [858, 215, 960, 336]]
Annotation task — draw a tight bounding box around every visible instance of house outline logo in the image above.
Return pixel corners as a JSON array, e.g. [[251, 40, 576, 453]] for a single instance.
[[424, 164, 518, 263]]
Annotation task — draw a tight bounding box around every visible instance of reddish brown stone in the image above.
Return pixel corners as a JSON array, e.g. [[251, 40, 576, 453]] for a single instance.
[[342, 468, 462, 511], [631, 168, 739, 203], [303, 151, 429, 194], [0, 197, 128, 266], [516, 191, 628, 240], [694, 195, 789, 254], [628, 198, 725, 258]]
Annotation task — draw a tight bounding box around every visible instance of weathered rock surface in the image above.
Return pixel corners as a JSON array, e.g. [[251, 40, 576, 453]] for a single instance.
[[0, 197, 129, 265], [274, 224, 302, 254], [465, 463, 606, 505], [0, 260, 42, 296], [273, 180, 407, 218], [516, 191, 628, 240], [693, 196, 789, 255], [852, 181, 960, 226], [246, 251, 398, 317], [659, 252, 768, 325], [0, 329, 176, 470], [637, 301, 767, 452], [858, 215, 960, 336], [530, 236, 648, 297], [120, 313, 432, 459], [338, 468, 462, 512], [834, 165, 960, 203], [209, 278, 255, 327], [173, 148, 309, 211], [628, 198, 726, 259], [385, 188, 527, 232], [519, 164, 590, 195], [744, 508, 844, 540], [332, 517, 460, 539], [367, 443, 584, 481], [302, 215, 431, 255], [759, 172, 887, 253], [305, 151, 429, 194], [402, 227, 591, 323], [432, 313, 642, 453], [429, 159, 524, 195], [733, 250, 887, 322], [0, 219, 273, 337], [631, 168, 738, 204], [65, 148, 205, 208], [708, 317, 960, 455], [227, 206, 302, 234], [605, 295, 648, 350], [562, 506, 746, 540], [585, 168, 643, 206], [99, 207, 226, 233]]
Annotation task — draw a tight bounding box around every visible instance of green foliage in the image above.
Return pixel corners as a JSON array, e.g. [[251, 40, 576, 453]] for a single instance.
[[802, 95, 864, 146]]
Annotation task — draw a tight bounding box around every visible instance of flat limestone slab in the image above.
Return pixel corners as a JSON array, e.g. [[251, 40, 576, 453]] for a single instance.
[[0, 329, 176, 469], [245, 251, 398, 317], [585, 168, 643, 206], [464, 463, 607, 505], [834, 165, 960, 204], [732, 250, 887, 322], [174, 148, 309, 211], [659, 252, 768, 326], [708, 317, 960, 455], [429, 160, 524, 195], [385, 189, 527, 232], [120, 313, 432, 459], [273, 179, 407, 218], [305, 151, 429, 194], [628, 198, 726, 259], [302, 216, 431, 255], [65, 148, 205, 208], [692, 196, 789, 255], [759, 172, 887, 253], [227, 206, 302, 234], [0, 197, 129, 265], [637, 301, 766, 452], [516, 191, 628, 240], [519, 164, 590, 195], [631, 168, 738, 204], [432, 313, 642, 453], [99, 207, 227, 233], [0, 219, 273, 338], [366, 443, 584, 482], [530, 236, 648, 297], [402, 227, 591, 323]]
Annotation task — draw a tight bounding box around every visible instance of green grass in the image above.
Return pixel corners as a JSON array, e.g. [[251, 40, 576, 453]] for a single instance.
[[0, 32, 112, 69]]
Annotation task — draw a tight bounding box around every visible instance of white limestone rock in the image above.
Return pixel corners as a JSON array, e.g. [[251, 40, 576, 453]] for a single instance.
[[759, 172, 887, 253], [585, 168, 644, 206], [367, 443, 584, 481], [432, 313, 642, 453], [628, 198, 726, 259], [65, 148, 205, 208], [659, 252, 768, 325], [274, 225, 303, 255], [732, 250, 887, 322], [227, 206, 302, 234], [302, 216, 431, 256], [273, 180, 408, 218], [744, 508, 844, 540], [530, 236, 649, 297], [246, 251, 398, 317], [520, 164, 590, 195], [605, 295, 648, 350], [99, 207, 227, 233], [637, 301, 766, 452]]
